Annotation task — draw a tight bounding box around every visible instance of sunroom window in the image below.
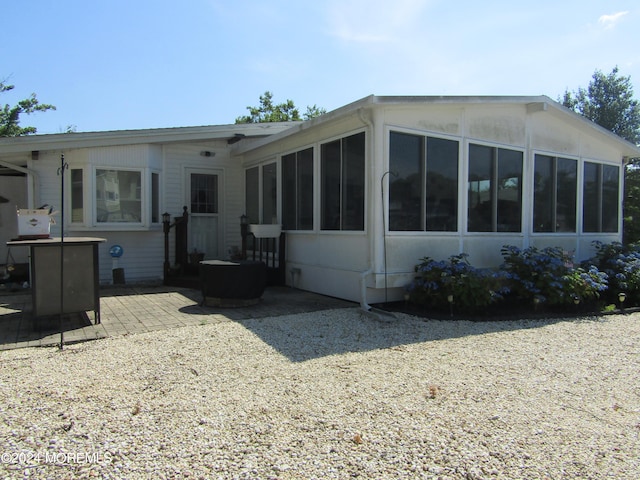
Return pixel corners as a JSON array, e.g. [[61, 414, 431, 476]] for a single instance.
[[389, 131, 459, 231], [245, 163, 278, 224], [320, 132, 365, 231], [583, 162, 619, 233], [533, 154, 577, 232], [468, 144, 523, 232], [283, 147, 313, 230]]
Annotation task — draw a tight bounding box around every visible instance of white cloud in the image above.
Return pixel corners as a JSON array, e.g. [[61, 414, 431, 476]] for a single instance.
[[325, 0, 431, 44], [598, 11, 629, 29]]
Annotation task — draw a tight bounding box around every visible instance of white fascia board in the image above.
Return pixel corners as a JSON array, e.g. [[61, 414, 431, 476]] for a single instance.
[[236, 94, 640, 159], [0, 122, 297, 156]]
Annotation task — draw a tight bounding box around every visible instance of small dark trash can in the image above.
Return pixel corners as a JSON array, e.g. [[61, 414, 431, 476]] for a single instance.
[[112, 267, 125, 285]]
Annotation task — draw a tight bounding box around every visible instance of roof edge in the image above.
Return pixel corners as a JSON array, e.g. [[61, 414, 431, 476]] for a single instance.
[[0, 122, 298, 154]]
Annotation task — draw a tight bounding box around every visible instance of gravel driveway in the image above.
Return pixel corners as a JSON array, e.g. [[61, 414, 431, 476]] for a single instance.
[[1, 308, 639, 479]]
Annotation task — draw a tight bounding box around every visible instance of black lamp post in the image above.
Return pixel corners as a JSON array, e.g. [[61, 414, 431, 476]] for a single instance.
[[163, 212, 171, 281]]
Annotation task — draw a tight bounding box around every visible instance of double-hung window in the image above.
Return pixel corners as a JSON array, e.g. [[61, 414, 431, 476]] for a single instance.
[[320, 132, 365, 231], [282, 147, 313, 230], [583, 162, 620, 233], [388, 131, 459, 231], [533, 154, 577, 232], [467, 144, 523, 232]]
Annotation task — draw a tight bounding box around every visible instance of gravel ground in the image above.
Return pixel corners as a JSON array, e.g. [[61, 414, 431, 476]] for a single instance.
[[1, 307, 639, 479]]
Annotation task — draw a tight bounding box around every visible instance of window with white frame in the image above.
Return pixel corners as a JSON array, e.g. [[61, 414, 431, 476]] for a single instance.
[[583, 162, 620, 233], [90, 168, 159, 225], [320, 132, 365, 231], [282, 147, 313, 230], [245, 163, 278, 225], [96, 169, 142, 223], [70, 168, 84, 223], [467, 143, 523, 232], [389, 131, 459, 231], [245, 166, 259, 224], [262, 163, 278, 224], [533, 154, 577, 233]]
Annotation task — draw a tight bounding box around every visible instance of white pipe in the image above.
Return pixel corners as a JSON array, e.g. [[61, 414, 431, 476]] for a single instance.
[[360, 268, 373, 311]]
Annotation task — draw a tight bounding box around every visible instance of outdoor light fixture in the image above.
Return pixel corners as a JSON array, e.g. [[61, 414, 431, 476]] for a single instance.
[[240, 214, 248, 226], [447, 294, 454, 317], [618, 292, 627, 311], [162, 212, 171, 225]]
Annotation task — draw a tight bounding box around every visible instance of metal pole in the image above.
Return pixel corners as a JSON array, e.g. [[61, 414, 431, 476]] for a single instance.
[[58, 154, 68, 350]]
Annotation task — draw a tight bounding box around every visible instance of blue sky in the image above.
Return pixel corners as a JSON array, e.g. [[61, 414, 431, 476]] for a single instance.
[[2, 0, 639, 134]]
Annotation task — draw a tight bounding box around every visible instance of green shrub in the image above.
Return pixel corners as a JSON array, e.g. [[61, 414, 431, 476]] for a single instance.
[[406, 253, 507, 314], [586, 241, 640, 305], [500, 245, 607, 307]]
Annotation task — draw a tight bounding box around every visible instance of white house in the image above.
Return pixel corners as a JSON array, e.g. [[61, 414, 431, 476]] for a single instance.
[[2, 95, 639, 308]]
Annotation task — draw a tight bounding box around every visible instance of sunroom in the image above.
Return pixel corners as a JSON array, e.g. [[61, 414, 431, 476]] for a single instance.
[[237, 95, 640, 306]]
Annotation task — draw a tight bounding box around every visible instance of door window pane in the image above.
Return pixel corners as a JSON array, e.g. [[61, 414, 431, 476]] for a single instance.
[[190, 173, 218, 214]]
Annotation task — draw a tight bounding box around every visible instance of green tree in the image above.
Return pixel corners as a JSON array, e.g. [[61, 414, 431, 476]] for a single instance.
[[561, 66, 640, 144], [236, 91, 325, 124], [561, 67, 640, 244], [1, 80, 56, 136]]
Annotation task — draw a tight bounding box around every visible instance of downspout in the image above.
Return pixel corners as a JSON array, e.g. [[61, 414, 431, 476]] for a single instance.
[[357, 107, 375, 311], [0, 159, 40, 208]]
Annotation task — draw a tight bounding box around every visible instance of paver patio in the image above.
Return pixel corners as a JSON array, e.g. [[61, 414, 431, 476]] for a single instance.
[[0, 285, 355, 350]]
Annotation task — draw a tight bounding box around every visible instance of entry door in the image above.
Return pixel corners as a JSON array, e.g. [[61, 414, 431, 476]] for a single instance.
[[187, 170, 222, 259]]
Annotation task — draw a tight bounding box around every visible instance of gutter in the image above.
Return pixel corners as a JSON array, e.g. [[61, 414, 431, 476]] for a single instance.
[[357, 107, 375, 312]]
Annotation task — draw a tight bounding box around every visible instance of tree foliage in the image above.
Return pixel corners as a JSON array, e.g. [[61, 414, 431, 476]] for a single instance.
[[1, 80, 56, 136], [235, 91, 326, 124], [561, 66, 640, 145], [561, 67, 640, 244]]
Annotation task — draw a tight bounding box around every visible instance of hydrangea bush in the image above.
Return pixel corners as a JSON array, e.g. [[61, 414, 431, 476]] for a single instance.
[[586, 241, 640, 305], [406, 245, 615, 315], [500, 245, 607, 307], [406, 253, 508, 314]]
